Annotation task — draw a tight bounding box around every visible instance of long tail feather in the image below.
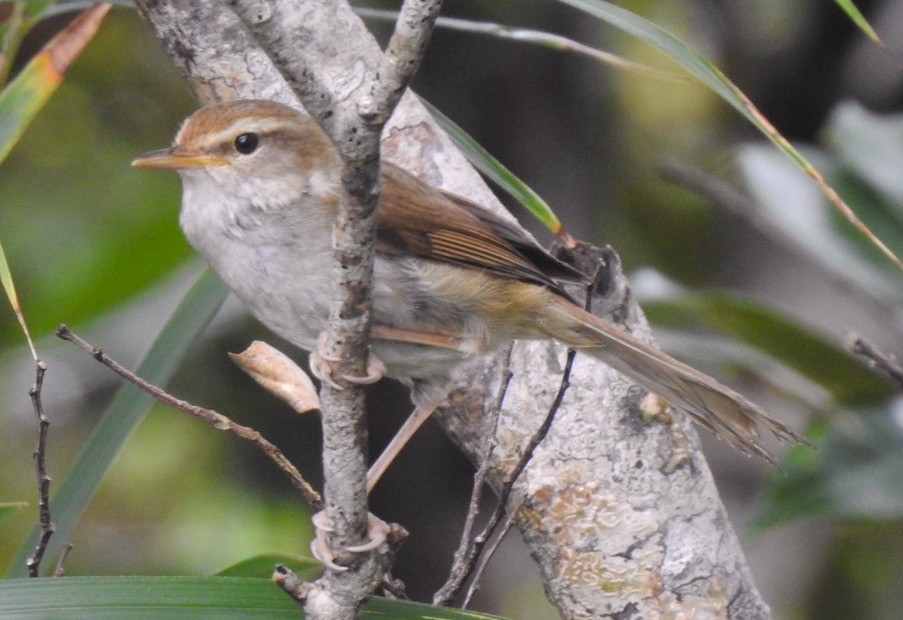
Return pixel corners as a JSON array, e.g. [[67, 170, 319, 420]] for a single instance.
[[546, 297, 807, 462]]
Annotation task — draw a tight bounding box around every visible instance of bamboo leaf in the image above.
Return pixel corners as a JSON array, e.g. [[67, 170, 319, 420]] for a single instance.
[[0, 239, 36, 359], [555, 0, 903, 272], [0, 3, 111, 164], [642, 292, 894, 405], [0, 576, 509, 619], [215, 554, 320, 579], [833, 0, 881, 44], [0, 501, 28, 523], [423, 99, 573, 243]]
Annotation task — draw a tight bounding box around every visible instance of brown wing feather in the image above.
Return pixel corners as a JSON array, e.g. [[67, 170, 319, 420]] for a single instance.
[[377, 163, 579, 295]]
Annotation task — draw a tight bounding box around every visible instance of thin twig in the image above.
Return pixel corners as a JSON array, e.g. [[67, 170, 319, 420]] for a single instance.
[[846, 330, 903, 390], [55, 325, 322, 509], [448, 263, 603, 601], [52, 542, 74, 577], [356, 8, 684, 82], [462, 495, 524, 609], [25, 360, 54, 578], [502, 348, 577, 496], [433, 345, 514, 606], [273, 564, 313, 604], [434, 348, 577, 606]]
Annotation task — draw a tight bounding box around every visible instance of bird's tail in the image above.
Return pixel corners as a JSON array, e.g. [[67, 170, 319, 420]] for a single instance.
[[542, 296, 806, 462]]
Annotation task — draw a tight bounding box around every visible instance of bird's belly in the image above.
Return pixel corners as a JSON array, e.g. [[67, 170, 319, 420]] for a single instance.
[[200, 240, 489, 383]]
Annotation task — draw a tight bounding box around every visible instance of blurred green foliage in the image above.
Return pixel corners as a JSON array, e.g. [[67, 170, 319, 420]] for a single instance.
[[0, 7, 196, 346]]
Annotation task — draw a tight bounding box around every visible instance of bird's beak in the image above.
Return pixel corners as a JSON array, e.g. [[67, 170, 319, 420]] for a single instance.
[[131, 147, 229, 169]]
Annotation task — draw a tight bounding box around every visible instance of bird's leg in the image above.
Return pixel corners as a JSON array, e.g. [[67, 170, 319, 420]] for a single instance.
[[310, 327, 460, 570], [370, 325, 467, 351], [367, 387, 448, 493]]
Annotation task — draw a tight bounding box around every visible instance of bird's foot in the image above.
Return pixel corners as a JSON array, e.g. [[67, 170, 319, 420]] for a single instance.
[[310, 510, 391, 572], [309, 332, 386, 389]]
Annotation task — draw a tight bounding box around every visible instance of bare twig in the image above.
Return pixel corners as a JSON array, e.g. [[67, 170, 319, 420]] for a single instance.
[[273, 564, 314, 604], [462, 495, 524, 609], [845, 330, 903, 390], [356, 8, 684, 82], [52, 542, 74, 577], [436, 262, 599, 605], [435, 348, 577, 606], [366, 0, 444, 126], [25, 360, 54, 578], [55, 325, 322, 509], [433, 345, 514, 606]]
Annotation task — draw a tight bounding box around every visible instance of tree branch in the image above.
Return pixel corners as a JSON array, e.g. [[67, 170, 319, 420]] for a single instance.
[[56, 326, 322, 509]]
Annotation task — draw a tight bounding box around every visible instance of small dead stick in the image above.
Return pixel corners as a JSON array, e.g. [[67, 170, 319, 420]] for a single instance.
[[433, 347, 513, 605], [25, 360, 55, 578], [435, 258, 600, 605], [462, 495, 524, 609], [434, 348, 577, 606], [846, 330, 903, 390], [56, 325, 322, 509]]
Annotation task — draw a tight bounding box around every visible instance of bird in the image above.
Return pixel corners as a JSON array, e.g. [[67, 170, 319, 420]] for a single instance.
[[132, 99, 805, 486]]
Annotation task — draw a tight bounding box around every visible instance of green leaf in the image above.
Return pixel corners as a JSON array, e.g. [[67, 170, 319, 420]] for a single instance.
[[0, 4, 111, 164], [736, 144, 902, 302], [0, 576, 509, 619], [6, 269, 229, 578], [423, 99, 568, 237], [833, 0, 881, 43], [827, 102, 903, 215], [0, 576, 298, 618], [0, 238, 36, 358], [215, 554, 320, 579], [757, 406, 903, 527], [643, 292, 894, 405], [0, 501, 28, 523], [753, 421, 833, 529]]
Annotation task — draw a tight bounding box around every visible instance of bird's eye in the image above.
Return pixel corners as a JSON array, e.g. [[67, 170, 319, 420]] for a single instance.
[[234, 133, 260, 155]]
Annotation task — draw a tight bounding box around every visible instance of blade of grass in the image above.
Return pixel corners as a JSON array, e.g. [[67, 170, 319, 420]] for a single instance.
[[6, 268, 229, 577], [0, 3, 29, 88], [0, 3, 111, 163], [422, 99, 574, 244], [0, 576, 509, 618], [556, 0, 903, 272], [0, 501, 29, 523], [0, 239, 37, 360], [833, 0, 881, 46]]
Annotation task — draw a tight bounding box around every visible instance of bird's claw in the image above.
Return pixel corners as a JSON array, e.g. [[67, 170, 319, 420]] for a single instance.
[[310, 510, 391, 572], [309, 332, 386, 389], [342, 355, 386, 386]]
